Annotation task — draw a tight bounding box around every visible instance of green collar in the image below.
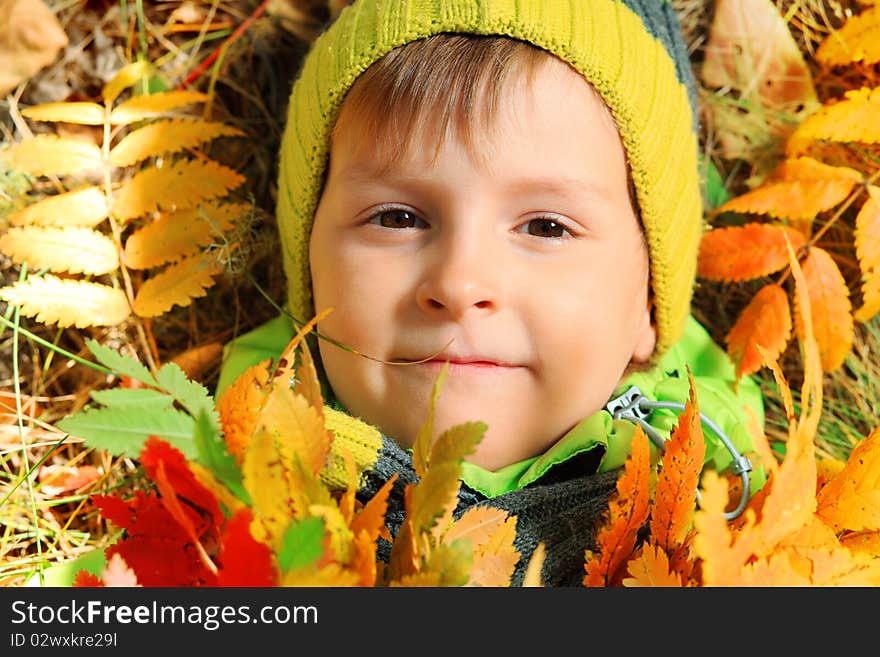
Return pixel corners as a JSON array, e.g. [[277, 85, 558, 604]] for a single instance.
[[458, 404, 649, 498]]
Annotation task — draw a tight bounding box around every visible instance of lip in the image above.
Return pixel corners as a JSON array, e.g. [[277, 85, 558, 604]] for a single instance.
[[421, 357, 524, 370]]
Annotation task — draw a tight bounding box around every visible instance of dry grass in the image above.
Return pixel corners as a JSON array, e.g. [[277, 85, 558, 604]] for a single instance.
[[2, 0, 879, 587]]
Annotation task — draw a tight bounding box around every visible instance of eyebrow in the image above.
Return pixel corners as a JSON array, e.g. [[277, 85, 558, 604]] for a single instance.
[[339, 162, 615, 203]]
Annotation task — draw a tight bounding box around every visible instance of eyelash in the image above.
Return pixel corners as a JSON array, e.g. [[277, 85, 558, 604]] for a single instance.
[[365, 206, 575, 239]]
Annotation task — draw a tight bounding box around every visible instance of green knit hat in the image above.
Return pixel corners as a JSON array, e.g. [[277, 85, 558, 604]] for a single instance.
[[277, 0, 702, 360]]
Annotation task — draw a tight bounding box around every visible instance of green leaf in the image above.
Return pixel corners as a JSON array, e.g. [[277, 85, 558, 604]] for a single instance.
[[89, 387, 173, 409], [85, 339, 157, 387], [278, 516, 325, 572], [156, 361, 215, 419], [193, 408, 250, 506], [56, 405, 196, 459]]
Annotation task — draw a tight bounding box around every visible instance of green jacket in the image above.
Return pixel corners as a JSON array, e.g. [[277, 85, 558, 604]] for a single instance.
[[217, 313, 766, 585]]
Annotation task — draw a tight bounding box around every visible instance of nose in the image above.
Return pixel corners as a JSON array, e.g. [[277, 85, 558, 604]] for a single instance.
[[416, 232, 501, 318]]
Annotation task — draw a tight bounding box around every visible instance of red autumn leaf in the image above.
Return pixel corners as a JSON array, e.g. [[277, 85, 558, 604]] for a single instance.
[[72, 571, 102, 587], [583, 427, 652, 587], [94, 491, 217, 587], [725, 283, 792, 379], [698, 223, 808, 282], [139, 436, 224, 529], [216, 508, 278, 586]]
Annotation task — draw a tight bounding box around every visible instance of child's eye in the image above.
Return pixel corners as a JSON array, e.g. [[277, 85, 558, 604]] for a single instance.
[[368, 209, 428, 229], [517, 218, 571, 238]]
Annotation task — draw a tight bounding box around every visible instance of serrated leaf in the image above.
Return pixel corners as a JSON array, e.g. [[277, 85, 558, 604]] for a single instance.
[[0, 226, 118, 275], [650, 371, 706, 553], [89, 387, 172, 410], [85, 338, 156, 386], [132, 253, 222, 317], [55, 405, 197, 459], [22, 102, 105, 125], [109, 118, 245, 167], [411, 422, 484, 537], [123, 202, 244, 269], [112, 159, 244, 221], [816, 426, 880, 532], [192, 409, 248, 505], [621, 542, 685, 587], [278, 516, 325, 572], [447, 507, 518, 587], [698, 223, 807, 282], [583, 427, 652, 587], [102, 60, 153, 107], [0, 276, 130, 328], [712, 161, 860, 222], [793, 246, 853, 372], [156, 361, 216, 421], [815, 6, 880, 66], [216, 358, 273, 465], [8, 186, 107, 227], [725, 283, 792, 379], [242, 428, 293, 550], [855, 186, 880, 322], [412, 362, 448, 478], [3, 135, 102, 177], [787, 86, 880, 157], [109, 90, 207, 125]]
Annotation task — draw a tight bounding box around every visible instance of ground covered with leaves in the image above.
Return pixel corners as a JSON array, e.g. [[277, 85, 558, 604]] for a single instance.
[[2, 0, 880, 587]]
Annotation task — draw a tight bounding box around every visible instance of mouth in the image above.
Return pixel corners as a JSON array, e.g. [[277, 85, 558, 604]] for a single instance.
[[420, 356, 525, 371]]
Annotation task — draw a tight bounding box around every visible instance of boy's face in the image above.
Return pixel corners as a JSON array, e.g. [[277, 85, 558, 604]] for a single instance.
[[310, 55, 656, 471]]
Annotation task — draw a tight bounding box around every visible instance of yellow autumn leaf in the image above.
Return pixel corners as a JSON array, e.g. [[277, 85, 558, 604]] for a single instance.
[[415, 541, 472, 587], [0, 226, 118, 275], [442, 506, 519, 586], [815, 5, 880, 66], [692, 472, 751, 586], [8, 186, 107, 227], [281, 563, 360, 586], [521, 542, 545, 587], [412, 362, 448, 478], [855, 185, 880, 322], [102, 60, 153, 107], [132, 253, 221, 317], [255, 380, 331, 479], [242, 427, 293, 551], [187, 462, 248, 517], [816, 426, 880, 533], [112, 159, 244, 222], [621, 542, 684, 587], [109, 90, 208, 125], [2, 135, 102, 177], [271, 309, 332, 414], [793, 246, 853, 372], [22, 101, 105, 125], [109, 119, 246, 167], [841, 530, 880, 557], [787, 86, 880, 157], [410, 421, 484, 537], [0, 275, 130, 327], [122, 202, 244, 269]]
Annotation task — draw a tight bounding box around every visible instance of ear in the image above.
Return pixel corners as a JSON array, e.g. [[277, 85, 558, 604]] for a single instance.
[[630, 299, 657, 364]]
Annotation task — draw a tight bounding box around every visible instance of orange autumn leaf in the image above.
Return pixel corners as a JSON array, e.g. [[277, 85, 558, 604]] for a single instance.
[[621, 542, 685, 587], [712, 157, 861, 223], [793, 247, 853, 372], [816, 426, 880, 533], [350, 473, 398, 545], [725, 283, 792, 379], [698, 223, 807, 282], [583, 427, 652, 587], [650, 370, 706, 554], [443, 506, 519, 587], [854, 185, 880, 322], [216, 358, 273, 464]]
